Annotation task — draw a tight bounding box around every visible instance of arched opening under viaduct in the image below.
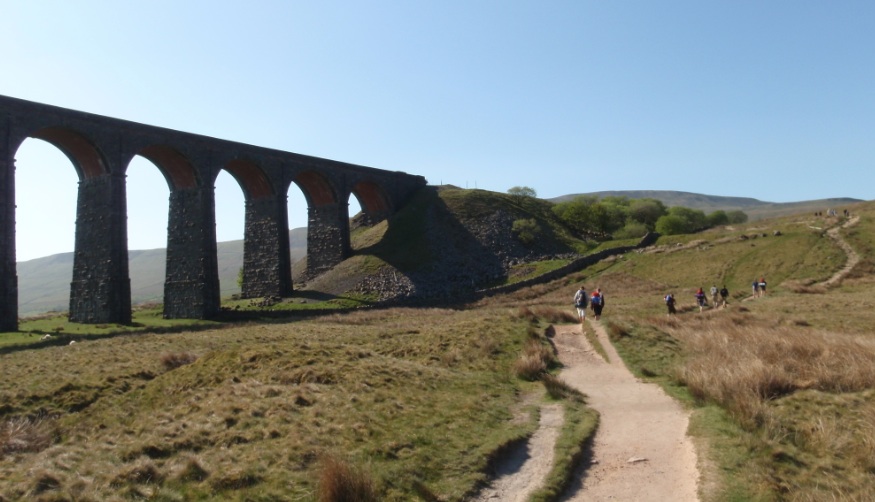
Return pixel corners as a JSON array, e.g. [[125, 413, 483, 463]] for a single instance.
[[214, 169, 247, 299], [125, 155, 170, 306], [14, 138, 79, 316]]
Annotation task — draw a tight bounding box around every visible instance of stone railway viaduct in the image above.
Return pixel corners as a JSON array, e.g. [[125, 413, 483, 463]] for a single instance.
[[0, 95, 426, 331]]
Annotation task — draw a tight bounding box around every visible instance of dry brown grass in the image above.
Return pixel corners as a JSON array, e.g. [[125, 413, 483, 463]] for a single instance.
[[530, 306, 578, 324], [111, 457, 164, 486], [513, 338, 556, 381], [541, 374, 582, 401], [0, 416, 55, 458], [672, 319, 875, 429], [317, 454, 378, 502], [159, 351, 198, 370], [781, 279, 828, 294]]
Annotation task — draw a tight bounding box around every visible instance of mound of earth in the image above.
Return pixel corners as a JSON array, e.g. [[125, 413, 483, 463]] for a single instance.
[[300, 186, 587, 303]]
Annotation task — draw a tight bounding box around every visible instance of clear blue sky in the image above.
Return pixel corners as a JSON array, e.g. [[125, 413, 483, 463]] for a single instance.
[[3, 1, 874, 261]]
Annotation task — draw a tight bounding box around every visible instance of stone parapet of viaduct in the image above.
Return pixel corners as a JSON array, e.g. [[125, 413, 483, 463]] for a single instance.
[[0, 95, 426, 331]]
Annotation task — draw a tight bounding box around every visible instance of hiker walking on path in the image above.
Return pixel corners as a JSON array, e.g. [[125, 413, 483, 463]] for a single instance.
[[752, 279, 760, 298], [573, 286, 588, 323], [664, 293, 677, 316], [719, 285, 729, 308], [710, 285, 719, 306], [590, 288, 605, 320], [758, 277, 767, 296], [694, 287, 707, 312]]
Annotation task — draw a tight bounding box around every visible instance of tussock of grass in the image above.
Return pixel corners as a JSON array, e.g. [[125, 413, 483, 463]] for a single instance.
[[160, 351, 198, 370], [531, 306, 578, 324], [173, 455, 210, 482], [514, 353, 547, 381], [317, 454, 378, 502], [514, 338, 556, 381], [111, 458, 164, 486], [209, 467, 262, 491], [541, 374, 583, 401], [31, 469, 62, 495], [0, 416, 55, 457]]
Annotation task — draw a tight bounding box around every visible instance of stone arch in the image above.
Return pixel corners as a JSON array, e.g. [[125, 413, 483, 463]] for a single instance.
[[224, 159, 274, 200], [29, 126, 107, 180], [292, 170, 348, 277], [137, 144, 199, 190], [350, 180, 392, 224], [19, 127, 131, 324], [225, 160, 292, 299], [132, 147, 219, 319], [294, 170, 338, 207]]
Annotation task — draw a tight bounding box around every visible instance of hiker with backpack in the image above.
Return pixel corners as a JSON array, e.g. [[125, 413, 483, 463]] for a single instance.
[[664, 293, 677, 316], [590, 288, 605, 320], [573, 285, 588, 323], [719, 285, 729, 308], [695, 287, 707, 312]]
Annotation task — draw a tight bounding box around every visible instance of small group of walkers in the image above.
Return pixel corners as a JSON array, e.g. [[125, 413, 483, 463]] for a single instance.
[[751, 277, 767, 298], [664, 283, 730, 316], [573, 276, 766, 320], [664, 276, 767, 316], [573, 286, 605, 322]]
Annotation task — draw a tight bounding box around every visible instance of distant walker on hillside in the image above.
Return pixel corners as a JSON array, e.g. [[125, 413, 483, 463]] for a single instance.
[[573, 286, 588, 323], [590, 288, 605, 320], [664, 293, 676, 316]]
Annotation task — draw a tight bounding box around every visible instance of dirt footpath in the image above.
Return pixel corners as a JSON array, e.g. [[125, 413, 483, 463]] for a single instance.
[[556, 320, 699, 501], [471, 403, 564, 502], [471, 320, 699, 501]]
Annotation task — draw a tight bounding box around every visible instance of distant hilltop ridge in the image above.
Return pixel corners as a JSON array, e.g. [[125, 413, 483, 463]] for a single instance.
[[549, 190, 864, 220]]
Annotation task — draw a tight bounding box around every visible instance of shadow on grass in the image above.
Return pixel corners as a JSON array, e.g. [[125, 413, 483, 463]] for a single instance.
[[4, 288, 480, 356]]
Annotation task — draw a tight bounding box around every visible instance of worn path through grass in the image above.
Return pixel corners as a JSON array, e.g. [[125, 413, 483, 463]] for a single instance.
[[555, 320, 699, 501]]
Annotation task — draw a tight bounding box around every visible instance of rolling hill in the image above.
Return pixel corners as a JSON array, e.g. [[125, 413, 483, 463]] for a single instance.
[[550, 190, 863, 220], [16, 228, 307, 317]]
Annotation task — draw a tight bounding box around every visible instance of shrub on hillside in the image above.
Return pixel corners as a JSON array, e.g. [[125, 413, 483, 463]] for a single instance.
[[613, 221, 649, 239], [512, 218, 541, 245]]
